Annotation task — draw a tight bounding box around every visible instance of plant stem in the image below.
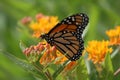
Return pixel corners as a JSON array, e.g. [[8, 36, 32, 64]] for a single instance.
[[114, 67, 120, 76], [52, 60, 70, 80], [32, 63, 49, 79], [45, 69, 53, 80], [111, 45, 120, 58]]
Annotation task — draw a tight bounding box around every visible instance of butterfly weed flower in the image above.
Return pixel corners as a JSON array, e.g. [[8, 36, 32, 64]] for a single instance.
[[54, 53, 68, 64], [106, 26, 120, 45], [63, 61, 77, 72], [35, 13, 44, 20], [23, 42, 45, 63], [20, 16, 32, 25], [40, 44, 58, 65], [40, 43, 71, 65], [23, 42, 76, 72], [39, 44, 77, 71], [30, 13, 59, 38], [86, 40, 113, 64], [23, 42, 67, 64]]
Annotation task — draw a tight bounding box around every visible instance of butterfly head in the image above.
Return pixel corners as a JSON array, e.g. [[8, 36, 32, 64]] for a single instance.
[[40, 33, 48, 39], [40, 33, 54, 46], [40, 33, 51, 42]]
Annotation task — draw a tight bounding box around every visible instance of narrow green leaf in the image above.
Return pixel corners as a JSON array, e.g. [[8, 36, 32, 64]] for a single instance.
[[103, 53, 114, 80], [19, 40, 27, 51], [0, 50, 48, 80], [84, 53, 98, 80], [76, 56, 89, 80]]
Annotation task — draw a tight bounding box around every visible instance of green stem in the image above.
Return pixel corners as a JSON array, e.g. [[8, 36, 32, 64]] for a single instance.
[[45, 69, 53, 80], [32, 63, 48, 80], [33, 62, 53, 80], [52, 60, 70, 80], [32, 62, 43, 72], [114, 67, 120, 76], [111, 45, 120, 58]]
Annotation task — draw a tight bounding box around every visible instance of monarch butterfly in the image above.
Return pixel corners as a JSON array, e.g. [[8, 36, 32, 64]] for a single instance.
[[41, 13, 89, 61]]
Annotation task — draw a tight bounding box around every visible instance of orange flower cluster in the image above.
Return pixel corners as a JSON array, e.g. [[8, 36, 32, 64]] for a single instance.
[[86, 40, 113, 64], [64, 61, 77, 72], [23, 42, 45, 63], [39, 43, 77, 71], [23, 42, 67, 64], [39, 43, 68, 65], [30, 13, 59, 38], [106, 26, 120, 45], [23, 42, 76, 71]]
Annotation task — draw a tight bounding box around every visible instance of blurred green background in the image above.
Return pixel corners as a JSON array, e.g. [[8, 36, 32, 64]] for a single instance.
[[0, 0, 120, 80]]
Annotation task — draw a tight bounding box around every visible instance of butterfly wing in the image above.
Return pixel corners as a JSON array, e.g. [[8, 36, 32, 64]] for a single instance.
[[50, 31, 84, 61], [48, 13, 89, 36]]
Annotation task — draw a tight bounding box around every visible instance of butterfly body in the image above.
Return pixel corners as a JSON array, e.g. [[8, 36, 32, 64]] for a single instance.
[[41, 13, 89, 61]]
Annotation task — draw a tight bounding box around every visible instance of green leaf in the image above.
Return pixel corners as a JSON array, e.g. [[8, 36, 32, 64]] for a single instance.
[[0, 50, 48, 80], [102, 53, 114, 80], [19, 40, 27, 51], [76, 56, 89, 80], [84, 53, 98, 80]]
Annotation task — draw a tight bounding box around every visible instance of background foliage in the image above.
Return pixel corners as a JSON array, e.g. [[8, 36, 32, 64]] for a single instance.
[[0, 0, 120, 80]]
